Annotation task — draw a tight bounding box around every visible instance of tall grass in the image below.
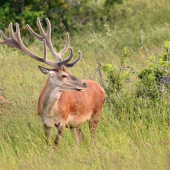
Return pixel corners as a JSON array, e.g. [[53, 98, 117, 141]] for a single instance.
[[1, 0, 170, 169]]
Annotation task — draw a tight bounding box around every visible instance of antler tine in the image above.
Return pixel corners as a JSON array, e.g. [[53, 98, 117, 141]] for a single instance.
[[37, 17, 47, 39], [43, 39, 47, 62], [59, 33, 70, 56], [65, 50, 82, 67], [9, 23, 16, 39], [0, 30, 8, 42], [26, 25, 42, 41], [45, 18, 51, 39], [0, 24, 21, 49], [59, 47, 73, 66], [16, 23, 23, 45]]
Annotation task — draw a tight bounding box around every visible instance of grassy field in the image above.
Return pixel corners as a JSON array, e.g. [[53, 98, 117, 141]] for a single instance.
[[1, 0, 170, 169]]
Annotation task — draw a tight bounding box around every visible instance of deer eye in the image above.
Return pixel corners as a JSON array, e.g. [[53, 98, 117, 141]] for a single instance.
[[62, 75, 67, 78]]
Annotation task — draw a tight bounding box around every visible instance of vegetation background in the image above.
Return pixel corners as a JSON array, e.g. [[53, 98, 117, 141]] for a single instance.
[[0, 0, 170, 169]]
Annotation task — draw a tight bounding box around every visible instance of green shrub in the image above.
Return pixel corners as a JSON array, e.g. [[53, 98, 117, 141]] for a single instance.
[[104, 0, 123, 7], [102, 41, 170, 104], [137, 41, 170, 98]]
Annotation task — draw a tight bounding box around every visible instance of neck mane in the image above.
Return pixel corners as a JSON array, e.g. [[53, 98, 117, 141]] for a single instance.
[[38, 77, 62, 115]]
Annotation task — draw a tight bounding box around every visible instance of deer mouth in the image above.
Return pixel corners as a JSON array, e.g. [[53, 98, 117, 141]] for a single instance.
[[75, 86, 85, 91], [76, 88, 84, 92]]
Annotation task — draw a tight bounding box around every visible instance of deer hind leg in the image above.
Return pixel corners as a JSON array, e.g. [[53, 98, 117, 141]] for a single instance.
[[88, 112, 101, 144], [43, 124, 52, 145], [77, 127, 85, 142], [71, 127, 84, 144], [54, 123, 65, 148]]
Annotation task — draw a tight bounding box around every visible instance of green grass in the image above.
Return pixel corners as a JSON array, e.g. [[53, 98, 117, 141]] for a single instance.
[[1, 0, 170, 169], [1, 42, 170, 170]]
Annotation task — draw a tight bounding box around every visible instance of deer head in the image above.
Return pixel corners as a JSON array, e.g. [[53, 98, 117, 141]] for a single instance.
[[0, 18, 88, 91]]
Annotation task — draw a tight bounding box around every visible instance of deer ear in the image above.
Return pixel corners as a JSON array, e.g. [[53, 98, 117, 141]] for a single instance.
[[38, 66, 50, 74]]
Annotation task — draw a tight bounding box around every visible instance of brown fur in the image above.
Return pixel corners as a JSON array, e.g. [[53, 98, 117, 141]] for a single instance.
[[37, 78, 105, 147]]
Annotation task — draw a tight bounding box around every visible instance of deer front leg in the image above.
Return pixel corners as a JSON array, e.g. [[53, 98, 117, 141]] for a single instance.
[[54, 123, 65, 148], [43, 124, 52, 145]]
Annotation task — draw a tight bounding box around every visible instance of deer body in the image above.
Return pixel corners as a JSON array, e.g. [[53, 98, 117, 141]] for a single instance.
[[0, 18, 105, 147], [38, 79, 105, 128], [37, 71, 105, 145]]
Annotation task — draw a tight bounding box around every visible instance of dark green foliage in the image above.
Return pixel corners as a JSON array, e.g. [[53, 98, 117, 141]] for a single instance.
[[138, 66, 164, 84], [0, 0, 105, 34], [0, 0, 71, 34], [136, 41, 170, 98], [104, 0, 123, 7]]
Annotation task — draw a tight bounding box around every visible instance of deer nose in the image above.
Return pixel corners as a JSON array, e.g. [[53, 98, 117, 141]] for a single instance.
[[83, 82, 88, 88]]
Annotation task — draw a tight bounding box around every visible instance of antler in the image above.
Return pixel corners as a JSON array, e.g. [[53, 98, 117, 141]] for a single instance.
[[26, 17, 81, 67], [0, 18, 81, 69]]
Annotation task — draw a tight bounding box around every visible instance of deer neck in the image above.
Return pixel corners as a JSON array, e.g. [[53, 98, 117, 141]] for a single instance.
[[40, 78, 62, 115]]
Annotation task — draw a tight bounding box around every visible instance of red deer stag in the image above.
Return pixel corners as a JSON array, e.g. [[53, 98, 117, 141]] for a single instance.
[[0, 18, 105, 147]]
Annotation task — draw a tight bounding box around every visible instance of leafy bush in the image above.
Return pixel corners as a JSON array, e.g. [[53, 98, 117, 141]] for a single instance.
[[0, 0, 105, 35], [104, 0, 123, 7], [101, 47, 135, 106], [137, 41, 170, 98]]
